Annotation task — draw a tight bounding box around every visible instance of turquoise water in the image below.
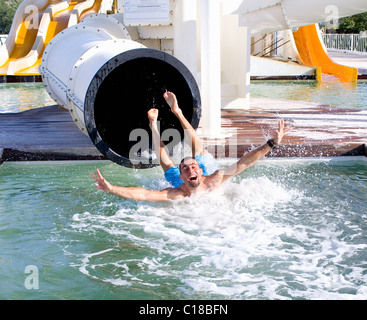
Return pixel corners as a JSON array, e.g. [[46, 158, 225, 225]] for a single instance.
[[0, 83, 55, 113], [251, 80, 367, 109], [1, 80, 367, 114], [1, 82, 367, 300], [0, 159, 366, 299]]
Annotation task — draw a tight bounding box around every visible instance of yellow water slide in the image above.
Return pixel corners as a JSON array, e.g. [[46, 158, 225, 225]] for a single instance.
[[0, 0, 102, 76], [293, 24, 359, 82]]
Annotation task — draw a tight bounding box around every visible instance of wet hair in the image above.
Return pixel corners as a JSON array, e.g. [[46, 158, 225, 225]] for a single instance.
[[179, 156, 198, 174]]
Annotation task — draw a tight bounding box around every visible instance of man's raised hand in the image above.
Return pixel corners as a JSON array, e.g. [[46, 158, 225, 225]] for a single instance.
[[90, 169, 113, 193], [273, 118, 292, 145]]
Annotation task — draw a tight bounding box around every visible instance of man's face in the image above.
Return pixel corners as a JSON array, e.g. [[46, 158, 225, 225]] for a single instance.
[[179, 158, 203, 188]]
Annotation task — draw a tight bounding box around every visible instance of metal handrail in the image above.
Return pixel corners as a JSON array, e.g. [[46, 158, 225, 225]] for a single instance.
[[322, 33, 367, 53]]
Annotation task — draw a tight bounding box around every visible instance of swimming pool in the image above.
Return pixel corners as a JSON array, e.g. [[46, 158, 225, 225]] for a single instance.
[[0, 83, 55, 113], [251, 80, 367, 110], [0, 81, 366, 300], [1, 80, 367, 114], [0, 158, 366, 299]]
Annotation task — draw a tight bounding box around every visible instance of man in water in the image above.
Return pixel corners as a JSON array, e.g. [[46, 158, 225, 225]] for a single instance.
[[91, 91, 291, 202]]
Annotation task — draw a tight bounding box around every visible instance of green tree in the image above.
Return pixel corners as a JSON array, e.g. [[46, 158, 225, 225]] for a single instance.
[[337, 12, 367, 34], [0, 0, 22, 34]]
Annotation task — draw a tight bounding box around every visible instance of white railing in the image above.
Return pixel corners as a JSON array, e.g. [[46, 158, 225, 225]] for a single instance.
[[323, 33, 367, 53], [0, 35, 7, 46]]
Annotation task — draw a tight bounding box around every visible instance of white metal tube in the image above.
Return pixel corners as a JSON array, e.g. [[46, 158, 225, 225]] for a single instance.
[[224, 0, 367, 35], [40, 13, 201, 168]]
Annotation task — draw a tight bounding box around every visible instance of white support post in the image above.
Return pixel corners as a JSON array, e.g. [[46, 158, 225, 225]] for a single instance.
[[243, 26, 251, 108], [200, 0, 222, 138], [222, 20, 251, 109], [173, 0, 198, 80]]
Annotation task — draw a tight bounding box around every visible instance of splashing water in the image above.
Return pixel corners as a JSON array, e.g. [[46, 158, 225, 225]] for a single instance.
[[69, 177, 301, 298], [1, 159, 367, 299], [71, 160, 367, 299]]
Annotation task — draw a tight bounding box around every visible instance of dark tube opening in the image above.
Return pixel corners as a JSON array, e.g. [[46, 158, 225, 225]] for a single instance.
[[84, 48, 201, 168]]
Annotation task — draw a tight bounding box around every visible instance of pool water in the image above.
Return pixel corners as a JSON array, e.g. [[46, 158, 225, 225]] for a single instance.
[[1, 81, 366, 300], [1, 80, 367, 114], [0, 83, 55, 113], [251, 80, 367, 109], [1, 159, 366, 299]]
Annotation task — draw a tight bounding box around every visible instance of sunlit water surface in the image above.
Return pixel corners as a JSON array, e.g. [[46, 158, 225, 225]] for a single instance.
[[1, 81, 367, 299], [1, 159, 366, 300], [0, 83, 55, 113], [1, 80, 367, 114], [251, 80, 367, 109]]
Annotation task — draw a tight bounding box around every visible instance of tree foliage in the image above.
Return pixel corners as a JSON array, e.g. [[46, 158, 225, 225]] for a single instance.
[[0, 0, 23, 34], [337, 12, 367, 34]]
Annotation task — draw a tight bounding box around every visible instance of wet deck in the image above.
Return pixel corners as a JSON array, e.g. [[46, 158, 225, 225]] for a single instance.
[[0, 105, 106, 163], [203, 98, 367, 158], [0, 98, 366, 164]]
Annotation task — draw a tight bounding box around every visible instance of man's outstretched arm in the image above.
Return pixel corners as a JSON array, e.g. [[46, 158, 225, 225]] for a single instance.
[[219, 119, 292, 183], [90, 169, 182, 202], [164, 91, 204, 157]]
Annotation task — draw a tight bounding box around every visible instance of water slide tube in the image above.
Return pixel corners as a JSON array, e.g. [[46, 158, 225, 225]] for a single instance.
[[39, 13, 201, 168], [0, 0, 102, 75], [225, 0, 367, 36], [224, 0, 367, 81], [293, 24, 358, 82]]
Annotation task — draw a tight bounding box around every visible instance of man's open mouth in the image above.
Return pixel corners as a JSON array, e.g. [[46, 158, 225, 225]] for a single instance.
[[189, 175, 198, 182]]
